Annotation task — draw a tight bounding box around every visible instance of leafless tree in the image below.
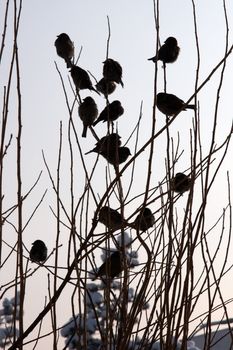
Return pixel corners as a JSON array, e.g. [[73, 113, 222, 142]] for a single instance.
[[0, 1, 232, 349]]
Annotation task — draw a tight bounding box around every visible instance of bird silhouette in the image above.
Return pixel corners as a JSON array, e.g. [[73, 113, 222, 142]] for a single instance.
[[156, 92, 195, 116], [30, 240, 47, 263], [85, 133, 122, 155], [95, 251, 125, 279], [70, 65, 100, 94], [96, 78, 116, 96], [101, 146, 131, 166], [78, 97, 98, 137], [103, 58, 124, 87], [148, 37, 180, 64], [98, 206, 126, 230], [134, 207, 155, 231], [93, 101, 124, 126], [170, 173, 192, 194], [55, 33, 74, 68]]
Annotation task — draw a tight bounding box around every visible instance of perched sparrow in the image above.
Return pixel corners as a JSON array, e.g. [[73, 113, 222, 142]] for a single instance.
[[103, 58, 124, 87], [170, 173, 192, 193], [93, 101, 124, 126], [70, 65, 100, 94], [85, 133, 121, 155], [148, 37, 180, 64], [96, 78, 116, 96], [85, 133, 130, 165], [134, 207, 155, 231], [101, 146, 131, 166], [156, 92, 195, 116], [98, 206, 126, 230], [55, 33, 74, 68], [95, 251, 124, 279], [78, 97, 98, 137], [30, 240, 47, 263]]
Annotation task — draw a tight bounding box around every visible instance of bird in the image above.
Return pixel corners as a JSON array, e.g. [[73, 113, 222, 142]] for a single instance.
[[156, 92, 195, 116], [103, 58, 124, 87], [170, 173, 192, 194], [78, 97, 98, 137], [148, 37, 180, 64], [70, 65, 100, 94], [54, 33, 74, 68], [101, 146, 131, 166], [93, 100, 124, 126], [98, 206, 126, 230], [133, 207, 155, 231], [30, 240, 47, 263], [96, 78, 116, 96], [95, 251, 124, 279], [85, 133, 130, 165], [85, 133, 122, 155]]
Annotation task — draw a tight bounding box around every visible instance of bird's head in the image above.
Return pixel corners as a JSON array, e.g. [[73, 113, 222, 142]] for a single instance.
[[102, 58, 113, 64], [156, 92, 166, 103], [175, 172, 186, 179], [69, 64, 79, 73], [112, 100, 121, 107], [123, 147, 131, 157], [164, 37, 178, 46], [142, 207, 153, 216], [57, 33, 70, 40], [32, 240, 45, 247], [83, 96, 95, 104]]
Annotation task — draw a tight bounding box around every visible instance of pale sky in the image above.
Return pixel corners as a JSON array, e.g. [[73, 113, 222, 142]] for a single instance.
[[1, 1, 233, 349]]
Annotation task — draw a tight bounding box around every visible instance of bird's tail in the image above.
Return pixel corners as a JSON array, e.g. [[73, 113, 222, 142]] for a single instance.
[[186, 104, 196, 110], [65, 58, 73, 69], [92, 119, 99, 127], [82, 126, 88, 138], [85, 149, 96, 155], [148, 56, 156, 62]]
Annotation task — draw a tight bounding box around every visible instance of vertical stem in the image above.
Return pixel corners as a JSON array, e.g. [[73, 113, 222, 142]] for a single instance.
[[0, 0, 10, 265], [14, 0, 23, 348]]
